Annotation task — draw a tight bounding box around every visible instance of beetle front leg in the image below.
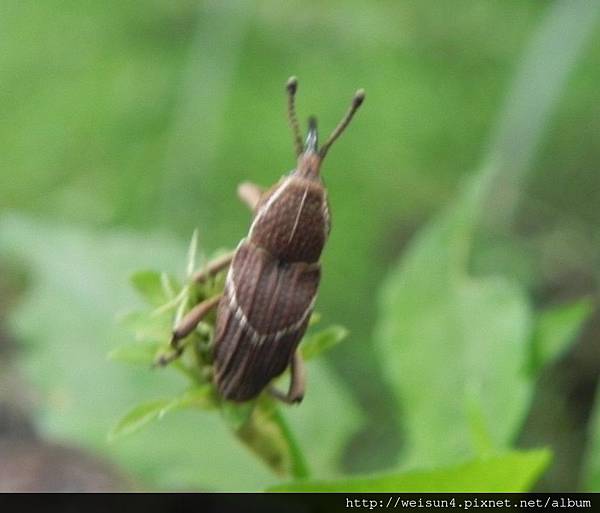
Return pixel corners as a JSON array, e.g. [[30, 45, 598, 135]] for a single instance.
[[268, 351, 306, 404], [155, 294, 221, 366], [192, 252, 234, 283], [237, 182, 263, 212]]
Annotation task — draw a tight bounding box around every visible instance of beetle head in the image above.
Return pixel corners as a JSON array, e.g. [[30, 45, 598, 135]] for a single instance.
[[286, 77, 365, 180]]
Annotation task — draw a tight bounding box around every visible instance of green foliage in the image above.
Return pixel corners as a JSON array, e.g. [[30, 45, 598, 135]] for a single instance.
[[108, 386, 216, 442], [299, 325, 348, 361], [130, 271, 169, 306], [529, 299, 593, 375], [130, 270, 181, 307], [0, 215, 361, 490], [374, 170, 534, 467], [270, 449, 551, 492], [2, 5, 582, 448], [373, 0, 598, 474], [2, 0, 600, 493], [108, 341, 162, 366]]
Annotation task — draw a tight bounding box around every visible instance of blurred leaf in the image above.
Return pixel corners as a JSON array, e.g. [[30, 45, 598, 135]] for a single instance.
[[108, 398, 175, 442], [466, 394, 495, 458], [374, 171, 532, 468], [373, 0, 600, 472], [308, 312, 321, 327], [108, 341, 163, 366], [269, 449, 551, 492], [300, 326, 348, 361], [169, 386, 217, 410], [529, 298, 593, 375], [109, 386, 216, 442], [120, 310, 172, 343], [130, 270, 168, 306], [0, 214, 361, 490]]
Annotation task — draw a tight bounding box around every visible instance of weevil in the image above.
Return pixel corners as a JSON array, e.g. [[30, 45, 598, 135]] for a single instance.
[[165, 77, 365, 403]]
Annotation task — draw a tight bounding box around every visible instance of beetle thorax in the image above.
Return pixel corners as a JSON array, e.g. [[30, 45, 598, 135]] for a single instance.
[[248, 175, 330, 263]]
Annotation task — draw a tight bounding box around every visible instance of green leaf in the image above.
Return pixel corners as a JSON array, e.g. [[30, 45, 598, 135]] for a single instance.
[[373, 0, 600, 471], [300, 325, 348, 361], [109, 399, 175, 442], [308, 312, 321, 327], [466, 394, 495, 458], [120, 309, 173, 343], [269, 449, 551, 492], [529, 298, 593, 375], [130, 270, 168, 306], [107, 341, 163, 366], [174, 386, 217, 410], [374, 172, 532, 468], [109, 386, 216, 442]]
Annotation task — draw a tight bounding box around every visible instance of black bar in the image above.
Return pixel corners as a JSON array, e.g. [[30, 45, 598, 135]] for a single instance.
[[0, 493, 596, 513]]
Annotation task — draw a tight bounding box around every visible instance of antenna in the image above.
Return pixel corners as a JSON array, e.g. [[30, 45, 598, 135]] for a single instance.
[[319, 89, 365, 159], [286, 76, 304, 156]]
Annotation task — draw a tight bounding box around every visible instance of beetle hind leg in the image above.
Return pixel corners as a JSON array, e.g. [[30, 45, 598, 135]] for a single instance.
[[268, 351, 306, 404]]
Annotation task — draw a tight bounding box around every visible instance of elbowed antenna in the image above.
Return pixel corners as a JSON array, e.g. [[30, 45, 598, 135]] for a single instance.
[[319, 89, 365, 159], [286, 76, 304, 156]]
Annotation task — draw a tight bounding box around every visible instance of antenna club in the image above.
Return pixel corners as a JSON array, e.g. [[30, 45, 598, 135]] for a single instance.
[[287, 76, 298, 94], [353, 89, 366, 107]]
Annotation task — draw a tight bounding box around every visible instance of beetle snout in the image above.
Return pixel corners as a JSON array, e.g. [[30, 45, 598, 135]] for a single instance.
[[304, 116, 318, 153]]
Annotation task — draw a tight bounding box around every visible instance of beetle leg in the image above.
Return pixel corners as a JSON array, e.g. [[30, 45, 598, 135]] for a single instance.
[[288, 350, 306, 403], [155, 294, 222, 368], [171, 294, 221, 346], [268, 351, 306, 404], [154, 340, 189, 367], [192, 252, 234, 283], [237, 181, 263, 212]]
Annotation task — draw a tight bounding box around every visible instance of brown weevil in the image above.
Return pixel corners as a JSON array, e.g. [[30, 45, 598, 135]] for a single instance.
[[167, 77, 365, 403]]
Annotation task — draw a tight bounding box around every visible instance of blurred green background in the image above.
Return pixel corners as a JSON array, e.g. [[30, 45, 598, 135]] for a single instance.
[[1, 0, 600, 491]]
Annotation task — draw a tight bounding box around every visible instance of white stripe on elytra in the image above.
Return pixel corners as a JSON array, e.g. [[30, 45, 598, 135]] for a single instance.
[[288, 185, 309, 244], [321, 191, 330, 236], [225, 255, 316, 346], [248, 175, 292, 238]]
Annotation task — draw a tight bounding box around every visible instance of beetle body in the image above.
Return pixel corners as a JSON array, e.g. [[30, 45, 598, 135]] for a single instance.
[[168, 77, 364, 403], [214, 141, 329, 401]]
